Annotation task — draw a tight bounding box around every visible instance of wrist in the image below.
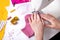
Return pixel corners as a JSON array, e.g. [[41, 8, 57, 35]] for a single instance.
[[35, 28, 44, 34], [55, 20, 60, 29], [35, 28, 44, 36], [35, 30, 44, 40], [58, 21, 60, 29]]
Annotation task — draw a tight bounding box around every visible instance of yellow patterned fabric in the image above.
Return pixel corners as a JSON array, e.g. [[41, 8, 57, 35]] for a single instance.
[[0, 0, 10, 40], [0, 0, 10, 7]]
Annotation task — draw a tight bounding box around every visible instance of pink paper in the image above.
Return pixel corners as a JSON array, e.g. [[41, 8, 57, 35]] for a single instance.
[[22, 14, 34, 38], [11, 0, 31, 5]]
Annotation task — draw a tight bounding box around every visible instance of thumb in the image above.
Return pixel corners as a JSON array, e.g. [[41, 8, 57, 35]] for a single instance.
[[45, 23, 54, 29]]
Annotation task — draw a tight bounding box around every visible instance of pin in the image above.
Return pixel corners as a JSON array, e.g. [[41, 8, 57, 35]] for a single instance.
[[7, 17, 12, 20], [10, 9, 15, 13]]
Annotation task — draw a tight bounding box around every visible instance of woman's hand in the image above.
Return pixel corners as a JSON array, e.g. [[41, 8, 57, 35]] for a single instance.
[[41, 14, 60, 29], [28, 12, 44, 40]]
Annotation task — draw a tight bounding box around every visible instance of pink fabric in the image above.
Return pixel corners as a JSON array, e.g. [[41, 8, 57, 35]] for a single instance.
[[11, 0, 31, 5], [22, 14, 34, 38]]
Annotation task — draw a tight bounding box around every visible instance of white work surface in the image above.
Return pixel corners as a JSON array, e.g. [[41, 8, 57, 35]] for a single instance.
[[3, 0, 60, 40]]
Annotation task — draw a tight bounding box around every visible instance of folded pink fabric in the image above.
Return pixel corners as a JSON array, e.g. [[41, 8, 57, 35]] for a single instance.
[[11, 0, 31, 5], [22, 14, 34, 38]]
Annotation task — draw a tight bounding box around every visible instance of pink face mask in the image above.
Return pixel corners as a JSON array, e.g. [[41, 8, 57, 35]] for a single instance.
[[11, 0, 31, 6], [22, 14, 34, 38]]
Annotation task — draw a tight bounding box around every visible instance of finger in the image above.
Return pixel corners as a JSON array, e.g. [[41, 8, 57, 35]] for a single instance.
[[33, 12, 37, 20], [47, 14, 56, 20], [47, 14, 55, 18], [41, 19, 44, 25], [37, 14, 40, 21], [37, 13, 44, 25], [28, 17, 31, 23], [31, 14, 34, 21], [40, 14, 53, 23], [45, 24, 54, 29]]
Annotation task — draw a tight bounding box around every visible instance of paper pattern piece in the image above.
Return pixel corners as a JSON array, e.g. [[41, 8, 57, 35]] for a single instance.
[[3, 3, 32, 40]]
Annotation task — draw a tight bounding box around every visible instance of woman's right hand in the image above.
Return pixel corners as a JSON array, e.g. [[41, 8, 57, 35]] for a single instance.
[[41, 14, 60, 29]]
